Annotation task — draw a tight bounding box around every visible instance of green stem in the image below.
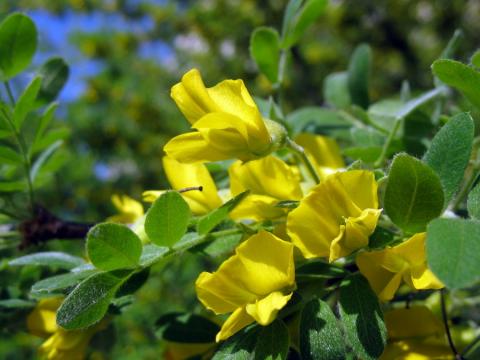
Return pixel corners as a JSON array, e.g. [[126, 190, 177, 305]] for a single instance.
[[4, 81, 15, 106], [286, 138, 321, 184], [440, 289, 463, 360], [374, 118, 403, 168], [274, 49, 288, 112]]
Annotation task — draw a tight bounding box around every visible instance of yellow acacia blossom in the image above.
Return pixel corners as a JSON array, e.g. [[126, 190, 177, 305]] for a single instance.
[[295, 133, 345, 179], [143, 156, 222, 215], [228, 155, 303, 221], [164, 69, 283, 163], [27, 297, 109, 360], [356, 232, 444, 302], [380, 306, 452, 359], [287, 170, 381, 262], [108, 194, 144, 224], [195, 231, 295, 342]]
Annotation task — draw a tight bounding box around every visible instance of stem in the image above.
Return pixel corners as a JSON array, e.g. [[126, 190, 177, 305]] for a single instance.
[[286, 138, 321, 184], [374, 118, 402, 168], [440, 289, 462, 360], [462, 335, 480, 358], [4, 81, 15, 106], [274, 49, 288, 112], [178, 186, 203, 193], [451, 141, 480, 210]]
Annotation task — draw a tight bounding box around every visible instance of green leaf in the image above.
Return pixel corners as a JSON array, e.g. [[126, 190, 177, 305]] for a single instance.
[[31, 127, 70, 154], [139, 244, 169, 267], [424, 113, 474, 206], [13, 76, 42, 130], [300, 298, 345, 360], [426, 218, 480, 289], [36, 57, 69, 104], [31, 270, 96, 296], [0, 145, 22, 165], [432, 59, 480, 109], [56, 270, 131, 330], [384, 153, 444, 233], [348, 44, 371, 109], [323, 72, 351, 109], [285, 107, 349, 134], [9, 251, 85, 270], [197, 191, 249, 235], [145, 191, 190, 247], [34, 103, 58, 142], [254, 320, 289, 360], [296, 261, 348, 282], [338, 274, 387, 360], [31, 140, 63, 183], [0, 13, 37, 80], [472, 49, 480, 68], [192, 232, 242, 258], [156, 312, 220, 343], [281, 0, 302, 40], [212, 325, 259, 360], [87, 223, 142, 271], [0, 299, 35, 309], [250, 27, 280, 83], [282, 0, 327, 48], [468, 183, 480, 219], [0, 180, 26, 192], [343, 146, 382, 163]]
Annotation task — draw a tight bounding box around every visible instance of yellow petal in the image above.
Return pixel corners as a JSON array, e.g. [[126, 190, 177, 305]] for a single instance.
[[410, 266, 444, 290], [142, 190, 165, 203], [229, 194, 286, 221], [337, 170, 379, 210], [163, 156, 222, 215], [384, 306, 444, 340], [108, 194, 144, 223], [295, 133, 345, 170], [216, 307, 255, 342], [380, 340, 453, 360], [27, 298, 63, 337], [393, 233, 427, 266], [245, 291, 293, 325]]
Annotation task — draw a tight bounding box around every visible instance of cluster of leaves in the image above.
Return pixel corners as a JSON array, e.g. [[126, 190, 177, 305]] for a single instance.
[[2, 1, 480, 359]]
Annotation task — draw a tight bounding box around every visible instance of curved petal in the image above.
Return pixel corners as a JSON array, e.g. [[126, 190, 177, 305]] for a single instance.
[[384, 306, 444, 340], [410, 265, 444, 290], [245, 291, 293, 325], [337, 170, 379, 210], [27, 298, 63, 337], [216, 307, 255, 342], [229, 194, 286, 221], [393, 233, 427, 266], [295, 133, 345, 170], [164, 132, 231, 163]]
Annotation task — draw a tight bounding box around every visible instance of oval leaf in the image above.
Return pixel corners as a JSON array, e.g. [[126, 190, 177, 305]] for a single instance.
[[254, 320, 289, 360], [36, 57, 70, 104], [348, 44, 371, 109], [467, 182, 480, 219], [424, 113, 474, 206], [0, 13, 37, 80], [338, 274, 387, 360], [300, 299, 345, 360], [212, 326, 259, 360], [87, 223, 142, 271], [384, 153, 444, 233], [9, 251, 85, 269], [145, 191, 190, 247], [427, 218, 480, 289], [31, 270, 96, 296], [250, 27, 280, 84]]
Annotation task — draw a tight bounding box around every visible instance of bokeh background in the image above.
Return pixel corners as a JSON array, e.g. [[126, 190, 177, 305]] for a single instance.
[[1, 0, 479, 358]]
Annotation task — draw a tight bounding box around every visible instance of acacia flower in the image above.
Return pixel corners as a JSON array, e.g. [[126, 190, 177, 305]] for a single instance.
[[164, 69, 284, 163], [143, 156, 222, 215], [108, 194, 144, 224], [287, 170, 381, 262], [27, 297, 109, 360], [380, 306, 452, 359], [356, 233, 444, 302], [228, 155, 303, 221], [195, 231, 295, 342]]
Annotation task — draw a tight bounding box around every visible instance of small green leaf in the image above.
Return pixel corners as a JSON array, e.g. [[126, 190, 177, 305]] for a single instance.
[[384, 153, 444, 233], [254, 320, 289, 360], [300, 298, 345, 360], [145, 191, 190, 247], [0, 180, 26, 192], [36, 57, 69, 104], [468, 183, 480, 219], [343, 146, 382, 163], [250, 27, 280, 83], [13, 76, 42, 130], [348, 44, 371, 109], [424, 113, 474, 206], [338, 274, 387, 360], [285, 107, 349, 134], [197, 191, 249, 235], [472, 49, 480, 68], [31, 140, 63, 183], [432, 59, 480, 109], [34, 103, 58, 143], [156, 313, 220, 343], [31, 270, 96, 296], [0, 145, 22, 165], [323, 72, 351, 109], [56, 270, 131, 330], [282, 0, 327, 48], [0, 299, 35, 309], [87, 223, 142, 271], [9, 251, 85, 269], [212, 325, 259, 359], [0, 13, 37, 80], [427, 218, 480, 289], [139, 244, 169, 267]]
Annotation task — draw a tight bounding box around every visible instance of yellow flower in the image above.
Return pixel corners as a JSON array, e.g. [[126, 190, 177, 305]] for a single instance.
[[27, 298, 109, 360], [195, 231, 295, 342], [108, 194, 144, 224], [295, 133, 345, 179], [143, 156, 222, 215], [380, 306, 452, 359], [228, 155, 303, 221], [164, 69, 282, 163], [356, 233, 444, 302], [287, 170, 381, 262]]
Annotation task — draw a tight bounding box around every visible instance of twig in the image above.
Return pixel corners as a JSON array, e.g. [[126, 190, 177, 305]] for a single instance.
[[440, 289, 463, 360], [286, 138, 320, 184]]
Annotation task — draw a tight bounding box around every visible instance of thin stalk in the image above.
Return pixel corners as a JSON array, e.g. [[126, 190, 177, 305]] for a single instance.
[[274, 49, 288, 112], [374, 118, 402, 168], [450, 140, 480, 210], [440, 289, 463, 360], [4, 82, 15, 106], [286, 138, 321, 184]]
